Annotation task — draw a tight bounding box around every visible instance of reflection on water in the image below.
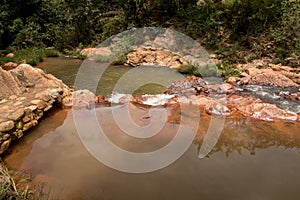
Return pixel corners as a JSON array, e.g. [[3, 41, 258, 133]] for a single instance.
[[4, 104, 300, 200], [37, 57, 177, 96]]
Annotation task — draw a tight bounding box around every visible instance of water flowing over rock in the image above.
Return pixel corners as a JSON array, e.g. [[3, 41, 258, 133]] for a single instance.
[[92, 74, 299, 121], [164, 75, 299, 121]]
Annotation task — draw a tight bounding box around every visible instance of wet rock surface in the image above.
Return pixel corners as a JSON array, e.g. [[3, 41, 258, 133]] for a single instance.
[[238, 67, 298, 88], [94, 74, 299, 122]]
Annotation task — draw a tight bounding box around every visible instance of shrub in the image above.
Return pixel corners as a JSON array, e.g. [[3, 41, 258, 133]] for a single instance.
[[0, 48, 60, 66], [271, 0, 300, 58]]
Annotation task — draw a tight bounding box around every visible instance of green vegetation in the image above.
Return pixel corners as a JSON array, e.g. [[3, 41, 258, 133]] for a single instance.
[[217, 61, 240, 79], [112, 55, 127, 65], [0, 48, 60, 66], [176, 64, 197, 74], [0, 0, 299, 67], [0, 161, 33, 200]]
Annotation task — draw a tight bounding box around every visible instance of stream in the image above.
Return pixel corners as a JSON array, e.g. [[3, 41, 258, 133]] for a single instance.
[[3, 57, 300, 200]]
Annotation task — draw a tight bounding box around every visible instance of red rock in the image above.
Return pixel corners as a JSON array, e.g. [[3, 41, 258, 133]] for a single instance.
[[205, 102, 231, 116], [131, 94, 143, 104], [95, 95, 108, 103]]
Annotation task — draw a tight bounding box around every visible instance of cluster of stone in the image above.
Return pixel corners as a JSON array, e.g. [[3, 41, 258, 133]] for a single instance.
[[0, 63, 72, 155], [164, 76, 300, 122]]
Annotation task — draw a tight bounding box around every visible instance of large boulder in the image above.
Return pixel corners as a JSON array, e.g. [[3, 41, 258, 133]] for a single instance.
[[126, 48, 189, 68], [0, 63, 72, 155], [1, 62, 18, 70], [0, 63, 70, 99], [0, 67, 27, 98], [238, 67, 299, 88]]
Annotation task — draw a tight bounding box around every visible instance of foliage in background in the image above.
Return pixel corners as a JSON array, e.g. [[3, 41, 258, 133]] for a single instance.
[[271, 0, 300, 58], [0, 48, 60, 66], [0, 0, 299, 60]]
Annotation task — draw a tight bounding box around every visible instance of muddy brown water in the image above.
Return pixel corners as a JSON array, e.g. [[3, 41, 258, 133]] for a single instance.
[[3, 57, 300, 199], [4, 105, 300, 200]]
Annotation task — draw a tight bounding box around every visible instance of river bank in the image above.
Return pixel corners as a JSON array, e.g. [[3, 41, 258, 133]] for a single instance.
[[0, 63, 72, 156], [0, 53, 299, 199]]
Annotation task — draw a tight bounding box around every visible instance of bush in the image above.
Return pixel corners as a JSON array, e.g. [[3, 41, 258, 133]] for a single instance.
[[271, 0, 300, 58], [44, 49, 60, 57], [217, 61, 240, 79], [112, 54, 127, 65], [0, 48, 60, 66]]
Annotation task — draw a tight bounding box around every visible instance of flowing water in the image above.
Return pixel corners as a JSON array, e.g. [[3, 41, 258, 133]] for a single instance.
[[3, 57, 300, 200]]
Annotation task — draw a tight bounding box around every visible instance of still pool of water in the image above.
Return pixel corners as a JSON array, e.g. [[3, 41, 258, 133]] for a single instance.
[[3, 104, 300, 200], [37, 57, 179, 96]]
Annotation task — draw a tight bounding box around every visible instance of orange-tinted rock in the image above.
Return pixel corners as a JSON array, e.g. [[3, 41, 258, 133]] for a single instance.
[[227, 95, 298, 121], [6, 53, 14, 58], [1, 62, 18, 70], [205, 102, 231, 116], [239, 67, 298, 88], [95, 95, 108, 103], [126, 48, 189, 68], [131, 94, 143, 104]]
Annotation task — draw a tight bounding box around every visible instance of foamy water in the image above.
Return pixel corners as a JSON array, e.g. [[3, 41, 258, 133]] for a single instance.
[[141, 94, 175, 106], [108, 93, 175, 106]]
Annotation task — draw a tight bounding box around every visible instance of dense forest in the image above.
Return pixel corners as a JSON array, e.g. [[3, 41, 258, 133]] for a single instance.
[[0, 0, 299, 61]]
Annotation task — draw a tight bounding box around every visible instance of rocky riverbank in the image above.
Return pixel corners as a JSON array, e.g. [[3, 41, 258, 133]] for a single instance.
[[92, 74, 299, 122], [0, 63, 72, 155], [81, 47, 300, 122], [1, 53, 299, 155]]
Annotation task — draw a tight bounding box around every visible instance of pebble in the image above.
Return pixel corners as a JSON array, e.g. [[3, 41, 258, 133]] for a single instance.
[[7, 108, 25, 121], [26, 105, 37, 112], [0, 139, 11, 154], [9, 95, 18, 100]]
